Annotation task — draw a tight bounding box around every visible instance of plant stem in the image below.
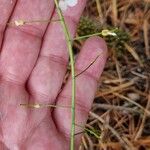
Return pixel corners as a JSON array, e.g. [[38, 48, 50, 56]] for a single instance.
[[20, 103, 71, 109], [74, 32, 102, 41], [75, 54, 101, 78], [54, 0, 76, 149]]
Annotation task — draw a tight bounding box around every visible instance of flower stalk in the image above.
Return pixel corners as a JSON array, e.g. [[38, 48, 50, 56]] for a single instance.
[[54, 0, 76, 149]]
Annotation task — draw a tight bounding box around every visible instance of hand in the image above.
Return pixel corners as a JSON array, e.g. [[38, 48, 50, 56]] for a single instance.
[[0, 0, 107, 149]]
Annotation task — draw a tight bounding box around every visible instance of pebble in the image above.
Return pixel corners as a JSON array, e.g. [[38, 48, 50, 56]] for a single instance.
[[127, 93, 140, 101]]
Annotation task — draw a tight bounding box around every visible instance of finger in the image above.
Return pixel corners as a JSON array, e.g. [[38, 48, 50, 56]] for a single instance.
[[54, 37, 107, 142], [0, 0, 17, 48], [0, 0, 54, 85], [28, 0, 87, 103]]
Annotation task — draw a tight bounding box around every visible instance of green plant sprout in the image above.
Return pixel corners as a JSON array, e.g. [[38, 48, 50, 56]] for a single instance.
[[75, 124, 101, 139]]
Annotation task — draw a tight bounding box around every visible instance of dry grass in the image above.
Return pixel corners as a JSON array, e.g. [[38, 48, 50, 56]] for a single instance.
[[76, 0, 150, 149]]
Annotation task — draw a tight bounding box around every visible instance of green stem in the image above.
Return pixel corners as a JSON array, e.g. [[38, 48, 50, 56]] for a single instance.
[[74, 32, 102, 41], [54, 1, 76, 149], [74, 28, 118, 41], [75, 124, 100, 139]]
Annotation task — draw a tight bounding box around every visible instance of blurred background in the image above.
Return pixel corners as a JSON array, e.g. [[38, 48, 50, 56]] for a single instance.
[[75, 0, 150, 149]]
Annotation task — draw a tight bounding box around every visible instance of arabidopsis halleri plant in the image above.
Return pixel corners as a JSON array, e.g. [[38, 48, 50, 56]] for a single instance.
[[59, 0, 78, 11]]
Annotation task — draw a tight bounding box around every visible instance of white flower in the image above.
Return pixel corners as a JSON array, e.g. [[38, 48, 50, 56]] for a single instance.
[[101, 29, 117, 37], [59, 0, 78, 11]]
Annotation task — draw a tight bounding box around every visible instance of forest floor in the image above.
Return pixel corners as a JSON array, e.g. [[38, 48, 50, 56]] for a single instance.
[[76, 0, 150, 149]]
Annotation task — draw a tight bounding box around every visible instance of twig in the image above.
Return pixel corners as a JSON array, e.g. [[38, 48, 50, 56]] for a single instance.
[[95, 0, 104, 24], [96, 77, 138, 97], [124, 43, 143, 67], [112, 0, 118, 26], [93, 103, 141, 114], [20, 103, 70, 109], [143, 19, 150, 58], [7, 19, 60, 26], [114, 92, 150, 116], [134, 93, 150, 140], [89, 111, 130, 150], [74, 32, 102, 41], [75, 54, 102, 78]]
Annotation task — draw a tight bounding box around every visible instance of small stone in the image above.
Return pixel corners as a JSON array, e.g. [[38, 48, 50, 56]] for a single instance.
[[137, 68, 142, 73], [127, 93, 140, 101]]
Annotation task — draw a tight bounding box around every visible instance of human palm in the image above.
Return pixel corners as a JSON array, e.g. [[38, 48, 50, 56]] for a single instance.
[[0, 0, 107, 149]]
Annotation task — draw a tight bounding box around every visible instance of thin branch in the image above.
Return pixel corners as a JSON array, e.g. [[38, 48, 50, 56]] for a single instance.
[[89, 111, 130, 150], [54, 1, 76, 149], [75, 54, 102, 78], [20, 103, 70, 109]]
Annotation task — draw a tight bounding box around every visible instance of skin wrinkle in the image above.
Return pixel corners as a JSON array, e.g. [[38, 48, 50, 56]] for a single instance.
[[28, 89, 54, 102], [39, 54, 68, 67], [8, 24, 44, 39], [0, 0, 17, 49], [27, 15, 77, 105], [0, 141, 9, 150], [56, 94, 90, 114], [0, 73, 26, 86], [1, 68, 36, 86], [40, 15, 77, 55], [26, 110, 52, 139], [22, 115, 49, 146], [28, 54, 67, 102], [24, 115, 68, 150], [0, 28, 42, 84], [0, 24, 5, 35]]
